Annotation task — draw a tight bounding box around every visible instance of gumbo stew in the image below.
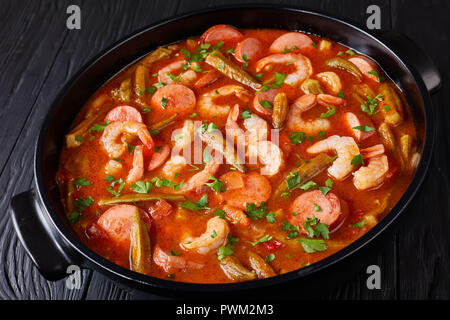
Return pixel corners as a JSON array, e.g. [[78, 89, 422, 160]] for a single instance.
[[57, 25, 419, 283]]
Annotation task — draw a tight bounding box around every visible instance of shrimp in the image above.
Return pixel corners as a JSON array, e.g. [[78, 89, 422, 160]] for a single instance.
[[180, 156, 221, 192], [286, 94, 330, 135], [104, 159, 122, 175], [307, 135, 360, 180], [101, 121, 154, 158], [153, 244, 203, 273], [316, 72, 342, 94], [158, 60, 198, 85], [360, 144, 385, 160], [353, 155, 389, 190], [317, 93, 346, 107], [181, 217, 229, 254], [243, 113, 268, 145], [197, 85, 251, 119], [147, 144, 171, 171], [255, 53, 313, 86], [219, 171, 272, 209], [225, 104, 246, 146], [226, 105, 268, 145], [126, 145, 144, 184], [162, 155, 188, 179], [173, 119, 194, 150], [248, 140, 284, 176]]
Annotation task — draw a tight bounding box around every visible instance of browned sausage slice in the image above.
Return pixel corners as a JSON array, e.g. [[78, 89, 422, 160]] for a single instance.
[[288, 190, 342, 233]]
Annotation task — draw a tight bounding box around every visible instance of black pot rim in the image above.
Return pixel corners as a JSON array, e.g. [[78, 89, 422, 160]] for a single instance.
[[34, 4, 435, 293]]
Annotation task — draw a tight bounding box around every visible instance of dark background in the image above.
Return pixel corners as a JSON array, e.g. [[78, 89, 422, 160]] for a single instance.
[[1, 0, 449, 300]]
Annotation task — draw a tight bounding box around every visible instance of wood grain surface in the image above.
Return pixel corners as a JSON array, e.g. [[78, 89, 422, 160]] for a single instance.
[[0, 0, 448, 300]]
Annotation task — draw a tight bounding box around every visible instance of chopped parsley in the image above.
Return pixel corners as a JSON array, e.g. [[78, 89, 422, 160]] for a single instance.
[[361, 94, 383, 116], [286, 171, 301, 190], [89, 121, 110, 133], [259, 100, 273, 109], [249, 235, 273, 246], [106, 178, 124, 197], [214, 209, 226, 219], [74, 196, 94, 212], [282, 45, 297, 53], [368, 70, 386, 82], [303, 216, 330, 239], [337, 91, 345, 99], [127, 144, 136, 154], [352, 220, 366, 228], [68, 211, 81, 224], [179, 194, 209, 211], [266, 212, 276, 224], [218, 234, 239, 260], [313, 203, 322, 212], [300, 181, 317, 191], [265, 254, 275, 263], [205, 176, 225, 193], [151, 177, 174, 188], [240, 109, 252, 119], [289, 132, 306, 145], [298, 238, 327, 253], [131, 181, 152, 194], [346, 49, 357, 56], [351, 154, 365, 167], [173, 180, 184, 191], [145, 86, 155, 93], [271, 72, 286, 88], [320, 107, 336, 118], [161, 97, 168, 109], [73, 178, 92, 187], [352, 125, 375, 132], [245, 202, 267, 221]]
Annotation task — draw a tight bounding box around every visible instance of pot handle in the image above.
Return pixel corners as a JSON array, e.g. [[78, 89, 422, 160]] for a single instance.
[[10, 190, 82, 281], [380, 31, 441, 94]]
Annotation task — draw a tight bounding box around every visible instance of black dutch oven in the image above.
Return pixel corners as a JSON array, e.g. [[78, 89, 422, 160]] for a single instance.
[[10, 5, 441, 297]]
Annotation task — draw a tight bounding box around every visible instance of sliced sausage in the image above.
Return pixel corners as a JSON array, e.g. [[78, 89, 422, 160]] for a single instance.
[[200, 24, 243, 45], [252, 88, 279, 116], [194, 70, 220, 88], [288, 190, 342, 233], [348, 56, 380, 82], [97, 204, 151, 250], [235, 37, 264, 63], [147, 143, 171, 171], [105, 105, 143, 123], [344, 112, 375, 141], [269, 32, 314, 53], [151, 84, 196, 116]]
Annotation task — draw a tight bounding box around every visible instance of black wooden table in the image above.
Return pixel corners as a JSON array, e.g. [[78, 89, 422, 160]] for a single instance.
[[1, 0, 449, 300]]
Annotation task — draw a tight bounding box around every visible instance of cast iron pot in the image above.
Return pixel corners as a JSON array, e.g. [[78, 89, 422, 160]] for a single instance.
[[10, 5, 441, 297]]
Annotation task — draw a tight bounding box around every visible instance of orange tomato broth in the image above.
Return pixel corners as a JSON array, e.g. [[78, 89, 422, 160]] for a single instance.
[[57, 27, 417, 283]]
